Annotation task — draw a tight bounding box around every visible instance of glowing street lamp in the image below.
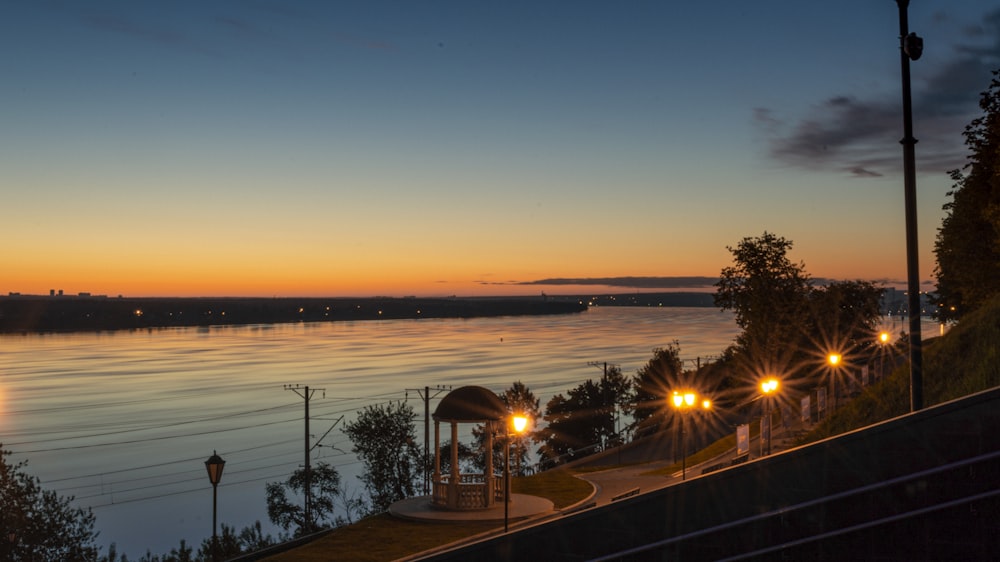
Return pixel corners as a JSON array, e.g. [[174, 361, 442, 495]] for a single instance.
[[505, 414, 529, 532], [828, 353, 843, 412], [759, 378, 780, 456], [878, 331, 891, 379], [671, 391, 711, 480]]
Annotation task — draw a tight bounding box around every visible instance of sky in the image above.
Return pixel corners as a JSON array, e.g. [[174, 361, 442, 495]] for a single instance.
[[2, 1, 998, 298]]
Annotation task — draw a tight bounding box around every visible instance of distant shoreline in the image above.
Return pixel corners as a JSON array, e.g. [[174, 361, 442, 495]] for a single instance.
[[0, 293, 716, 334]]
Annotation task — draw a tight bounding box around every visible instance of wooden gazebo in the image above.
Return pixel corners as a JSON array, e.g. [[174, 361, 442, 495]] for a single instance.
[[431, 385, 507, 510]]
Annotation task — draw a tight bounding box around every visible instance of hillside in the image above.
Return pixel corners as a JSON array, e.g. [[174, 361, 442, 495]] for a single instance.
[[805, 293, 1000, 441]]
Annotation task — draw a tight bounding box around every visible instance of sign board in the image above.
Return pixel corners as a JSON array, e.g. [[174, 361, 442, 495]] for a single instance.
[[736, 423, 749, 457]]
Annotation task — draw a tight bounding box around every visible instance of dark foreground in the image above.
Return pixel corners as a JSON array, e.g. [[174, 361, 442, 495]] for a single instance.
[[0, 295, 589, 333]]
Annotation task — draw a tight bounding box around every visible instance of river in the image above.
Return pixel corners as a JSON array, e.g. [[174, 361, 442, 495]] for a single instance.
[[0, 306, 939, 557]]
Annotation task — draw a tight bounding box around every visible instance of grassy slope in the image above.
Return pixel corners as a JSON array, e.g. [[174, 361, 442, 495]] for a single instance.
[[804, 294, 1000, 441]]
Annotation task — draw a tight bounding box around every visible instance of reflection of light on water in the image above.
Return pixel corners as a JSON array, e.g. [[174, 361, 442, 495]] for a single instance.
[[879, 314, 947, 341]]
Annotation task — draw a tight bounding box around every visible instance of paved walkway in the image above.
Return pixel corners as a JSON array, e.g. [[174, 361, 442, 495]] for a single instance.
[[389, 493, 554, 522]]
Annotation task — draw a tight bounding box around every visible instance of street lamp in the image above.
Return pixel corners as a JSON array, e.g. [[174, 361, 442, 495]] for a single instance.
[[878, 331, 891, 380], [759, 377, 780, 456], [671, 391, 711, 480], [505, 414, 529, 533], [896, 0, 924, 412], [828, 353, 843, 412], [205, 450, 226, 562]]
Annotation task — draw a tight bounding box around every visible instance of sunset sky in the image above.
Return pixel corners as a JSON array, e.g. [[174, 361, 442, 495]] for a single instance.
[[3, 2, 997, 297]]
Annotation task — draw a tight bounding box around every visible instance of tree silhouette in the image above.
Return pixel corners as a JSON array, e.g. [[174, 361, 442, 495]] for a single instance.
[[343, 401, 422, 513], [1, 447, 98, 560]]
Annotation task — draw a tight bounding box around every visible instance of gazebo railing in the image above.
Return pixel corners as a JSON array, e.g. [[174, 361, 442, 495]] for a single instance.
[[432, 473, 504, 510]]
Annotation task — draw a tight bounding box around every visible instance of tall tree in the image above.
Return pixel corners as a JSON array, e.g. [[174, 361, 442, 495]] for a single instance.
[[933, 69, 1000, 322], [714, 232, 813, 389], [629, 344, 685, 433], [1, 447, 98, 561], [343, 401, 422, 513], [715, 232, 812, 357]]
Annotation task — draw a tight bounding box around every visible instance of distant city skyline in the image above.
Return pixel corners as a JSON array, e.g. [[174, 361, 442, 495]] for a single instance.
[[3, 2, 997, 297]]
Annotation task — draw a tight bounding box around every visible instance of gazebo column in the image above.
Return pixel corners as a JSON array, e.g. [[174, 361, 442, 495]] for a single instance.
[[433, 420, 441, 483], [485, 420, 495, 507], [449, 421, 460, 509]]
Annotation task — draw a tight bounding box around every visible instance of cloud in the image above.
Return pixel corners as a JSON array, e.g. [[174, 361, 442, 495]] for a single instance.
[[760, 8, 1000, 178], [505, 276, 721, 290]]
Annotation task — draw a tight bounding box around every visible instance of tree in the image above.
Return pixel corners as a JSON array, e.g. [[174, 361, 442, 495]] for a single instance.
[[933, 68, 1000, 322], [1, 447, 98, 561], [266, 462, 345, 536], [629, 344, 685, 433], [537, 378, 610, 467], [343, 401, 422, 513], [715, 232, 812, 361], [471, 381, 542, 475]]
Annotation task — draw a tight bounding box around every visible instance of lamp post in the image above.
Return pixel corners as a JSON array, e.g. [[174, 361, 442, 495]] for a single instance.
[[671, 391, 711, 480], [828, 353, 842, 413], [505, 414, 529, 533], [896, 0, 924, 412], [759, 378, 780, 456], [878, 331, 891, 380], [205, 451, 226, 562]]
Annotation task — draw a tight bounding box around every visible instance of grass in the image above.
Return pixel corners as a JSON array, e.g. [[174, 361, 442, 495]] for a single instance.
[[262, 468, 593, 562], [801, 293, 1000, 443], [640, 432, 738, 477]]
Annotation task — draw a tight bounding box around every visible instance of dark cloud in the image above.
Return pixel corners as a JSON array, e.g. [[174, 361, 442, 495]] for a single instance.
[[761, 8, 1000, 178]]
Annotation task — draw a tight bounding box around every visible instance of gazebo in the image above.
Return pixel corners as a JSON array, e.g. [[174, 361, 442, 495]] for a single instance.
[[431, 385, 507, 510]]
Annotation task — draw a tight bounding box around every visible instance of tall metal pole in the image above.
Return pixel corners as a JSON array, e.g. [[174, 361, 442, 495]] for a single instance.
[[285, 384, 324, 531], [504, 430, 511, 532], [679, 415, 686, 480], [407, 385, 450, 496], [212, 482, 219, 562], [304, 385, 311, 528], [896, 0, 923, 411]]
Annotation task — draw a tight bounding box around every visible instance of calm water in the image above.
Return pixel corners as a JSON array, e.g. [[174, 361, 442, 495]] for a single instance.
[[0, 306, 937, 557]]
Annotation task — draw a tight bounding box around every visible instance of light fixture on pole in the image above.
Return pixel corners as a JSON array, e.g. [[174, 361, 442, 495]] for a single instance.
[[827, 353, 843, 412], [504, 414, 529, 533], [671, 391, 711, 480], [759, 377, 780, 456], [205, 450, 226, 562]]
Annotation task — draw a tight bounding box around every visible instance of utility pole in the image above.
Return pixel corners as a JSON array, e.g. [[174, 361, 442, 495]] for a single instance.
[[284, 384, 324, 531], [588, 361, 622, 463], [406, 385, 451, 496]]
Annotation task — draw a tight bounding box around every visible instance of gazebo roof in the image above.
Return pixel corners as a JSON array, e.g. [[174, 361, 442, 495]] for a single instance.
[[433, 385, 507, 422]]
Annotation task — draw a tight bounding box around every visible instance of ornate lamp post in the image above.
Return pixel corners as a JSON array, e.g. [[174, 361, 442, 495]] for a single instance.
[[205, 451, 226, 562], [671, 391, 711, 480], [505, 414, 529, 532]]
